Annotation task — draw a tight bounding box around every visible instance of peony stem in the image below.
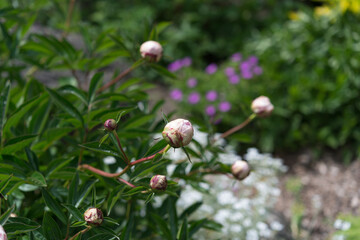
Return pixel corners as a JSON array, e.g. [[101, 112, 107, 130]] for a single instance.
[[117, 178, 136, 188], [113, 131, 129, 164], [218, 113, 256, 140]]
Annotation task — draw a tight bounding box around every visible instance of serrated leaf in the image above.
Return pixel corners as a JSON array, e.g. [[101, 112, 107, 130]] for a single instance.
[[42, 212, 62, 240], [46, 87, 84, 127], [1, 135, 37, 154], [42, 189, 67, 224], [88, 72, 103, 105], [28, 171, 47, 187]]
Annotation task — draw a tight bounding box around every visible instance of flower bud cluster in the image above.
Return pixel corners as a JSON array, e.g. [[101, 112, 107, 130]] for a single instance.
[[162, 119, 194, 148], [84, 208, 103, 226], [140, 41, 163, 62]]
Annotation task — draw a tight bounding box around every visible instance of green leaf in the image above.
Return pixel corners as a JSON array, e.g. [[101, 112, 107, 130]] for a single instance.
[[68, 171, 79, 205], [145, 192, 155, 204], [1, 135, 37, 154], [0, 174, 13, 195], [150, 213, 172, 240], [46, 87, 84, 127], [181, 147, 192, 163], [107, 185, 125, 215], [178, 216, 188, 240], [27, 171, 47, 187], [188, 219, 207, 237], [42, 189, 67, 224], [149, 63, 177, 79], [99, 133, 109, 147], [91, 185, 96, 207], [4, 217, 40, 235], [0, 80, 10, 144], [76, 179, 98, 208], [59, 85, 88, 105], [89, 233, 117, 240], [79, 142, 122, 158], [144, 139, 168, 157], [168, 197, 178, 240], [63, 204, 83, 222], [0, 205, 15, 225], [123, 114, 154, 129], [46, 158, 73, 177], [29, 100, 51, 135], [180, 202, 202, 220], [25, 147, 39, 171], [42, 212, 63, 240], [88, 72, 104, 105], [3, 94, 47, 133]]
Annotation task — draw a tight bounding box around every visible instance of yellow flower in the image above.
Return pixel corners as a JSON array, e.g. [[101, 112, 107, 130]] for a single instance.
[[314, 6, 332, 16], [339, 0, 360, 13], [288, 11, 300, 21]]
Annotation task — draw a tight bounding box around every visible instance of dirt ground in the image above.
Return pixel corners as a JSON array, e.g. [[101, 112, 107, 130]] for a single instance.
[[275, 150, 360, 240]]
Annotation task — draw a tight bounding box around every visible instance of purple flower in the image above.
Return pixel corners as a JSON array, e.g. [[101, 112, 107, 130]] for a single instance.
[[253, 66, 263, 75], [248, 56, 258, 65], [231, 53, 242, 62], [206, 90, 218, 102], [242, 70, 253, 79], [170, 89, 183, 101], [224, 67, 236, 77], [188, 92, 200, 104], [168, 60, 183, 72], [205, 105, 216, 116], [205, 63, 218, 74], [228, 74, 240, 84], [187, 78, 198, 88], [181, 57, 192, 67], [219, 101, 231, 112], [240, 62, 251, 72]]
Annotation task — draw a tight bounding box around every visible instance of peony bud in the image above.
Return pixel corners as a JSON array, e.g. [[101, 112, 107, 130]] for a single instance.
[[84, 208, 103, 226], [231, 160, 251, 180], [162, 119, 194, 148], [104, 119, 117, 131], [140, 40, 163, 62], [0, 225, 7, 240], [150, 175, 167, 191], [9, 213, 17, 218], [251, 96, 274, 117]]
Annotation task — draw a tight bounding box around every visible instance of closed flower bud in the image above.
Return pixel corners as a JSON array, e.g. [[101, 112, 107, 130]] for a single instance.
[[0, 225, 7, 240], [104, 119, 117, 131], [140, 41, 163, 62], [84, 208, 103, 226], [150, 175, 167, 191], [162, 119, 194, 148], [231, 160, 251, 180], [251, 96, 274, 117]]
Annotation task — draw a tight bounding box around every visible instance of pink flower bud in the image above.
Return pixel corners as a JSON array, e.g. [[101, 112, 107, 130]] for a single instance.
[[104, 119, 117, 131], [140, 41, 163, 62], [150, 175, 167, 191], [84, 208, 103, 226], [162, 119, 194, 148], [0, 225, 7, 240], [231, 160, 251, 180], [251, 96, 274, 117]]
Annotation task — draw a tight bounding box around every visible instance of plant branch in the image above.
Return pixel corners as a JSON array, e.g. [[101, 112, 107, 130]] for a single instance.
[[113, 131, 129, 164], [97, 64, 136, 93], [217, 113, 256, 140], [117, 178, 136, 188], [63, 0, 76, 39], [129, 145, 170, 166], [69, 226, 90, 240]]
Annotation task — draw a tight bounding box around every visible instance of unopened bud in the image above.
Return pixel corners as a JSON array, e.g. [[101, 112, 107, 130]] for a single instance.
[[251, 96, 274, 117], [150, 175, 167, 191], [104, 119, 117, 131], [84, 208, 103, 226], [0, 225, 7, 240], [231, 160, 251, 180], [162, 119, 194, 148], [9, 213, 17, 218], [140, 41, 163, 62]]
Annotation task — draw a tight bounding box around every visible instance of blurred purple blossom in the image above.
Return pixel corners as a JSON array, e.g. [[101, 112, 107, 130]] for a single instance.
[[219, 101, 231, 112], [181, 57, 192, 67], [253, 66, 263, 75], [205, 105, 216, 116], [168, 60, 183, 72], [231, 53, 242, 62], [240, 62, 251, 72], [205, 63, 218, 74], [224, 67, 236, 77], [187, 78, 198, 88], [228, 75, 240, 84], [206, 90, 218, 101], [188, 92, 200, 104], [170, 89, 183, 101], [248, 56, 258, 65], [242, 71, 253, 79]]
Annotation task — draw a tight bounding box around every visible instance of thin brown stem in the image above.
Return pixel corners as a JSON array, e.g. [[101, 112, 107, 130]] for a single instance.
[[117, 178, 136, 188], [218, 113, 256, 140], [113, 131, 129, 164], [130, 145, 170, 166], [97, 65, 135, 93], [69, 226, 90, 240], [63, 0, 76, 39]]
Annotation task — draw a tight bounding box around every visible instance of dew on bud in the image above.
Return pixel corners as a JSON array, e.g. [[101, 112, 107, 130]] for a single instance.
[[251, 96, 274, 117], [84, 208, 104, 226], [0, 225, 7, 240], [231, 160, 251, 181], [162, 119, 194, 148], [150, 175, 167, 191], [140, 41, 163, 62], [104, 119, 117, 132]]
